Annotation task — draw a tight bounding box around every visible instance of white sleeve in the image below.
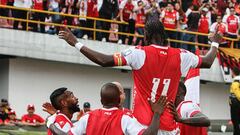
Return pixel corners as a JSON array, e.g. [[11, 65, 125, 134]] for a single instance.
[[119, 0, 127, 9], [185, 9, 192, 17], [121, 47, 146, 70], [160, 10, 165, 18], [121, 115, 145, 135], [180, 102, 201, 119], [176, 11, 179, 21], [207, 12, 212, 26], [54, 123, 72, 133], [222, 15, 228, 23], [70, 114, 89, 135], [180, 49, 201, 77], [210, 23, 216, 33]]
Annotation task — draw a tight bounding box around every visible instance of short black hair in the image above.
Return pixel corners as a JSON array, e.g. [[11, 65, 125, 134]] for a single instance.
[[179, 82, 187, 95], [100, 83, 120, 106], [145, 17, 168, 46], [233, 67, 240, 76], [50, 87, 67, 110]]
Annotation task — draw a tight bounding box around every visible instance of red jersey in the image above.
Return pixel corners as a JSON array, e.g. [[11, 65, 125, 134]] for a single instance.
[[161, 10, 179, 29], [136, 8, 145, 27], [0, 119, 3, 124], [198, 15, 209, 33], [0, 0, 7, 5], [87, 0, 98, 17], [122, 2, 134, 22], [21, 114, 45, 124], [69, 108, 145, 135], [177, 101, 207, 135], [119, 45, 202, 131], [47, 113, 73, 135], [33, 0, 43, 10], [223, 15, 239, 35]]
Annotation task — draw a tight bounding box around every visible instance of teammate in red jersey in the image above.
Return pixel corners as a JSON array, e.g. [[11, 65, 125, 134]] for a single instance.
[[44, 87, 80, 135], [168, 82, 210, 135], [58, 15, 222, 134], [47, 82, 167, 135]]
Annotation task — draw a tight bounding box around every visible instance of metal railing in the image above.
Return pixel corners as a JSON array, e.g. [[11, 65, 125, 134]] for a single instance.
[[0, 4, 239, 48]]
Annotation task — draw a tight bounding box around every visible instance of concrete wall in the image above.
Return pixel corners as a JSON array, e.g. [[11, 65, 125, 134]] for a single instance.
[[200, 82, 230, 120], [0, 59, 9, 100], [8, 58, 133, 119]]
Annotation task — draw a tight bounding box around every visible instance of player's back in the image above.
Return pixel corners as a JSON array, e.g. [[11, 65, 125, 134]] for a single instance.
[[132, 45, 182, 131], [86, 108, 126, 135]]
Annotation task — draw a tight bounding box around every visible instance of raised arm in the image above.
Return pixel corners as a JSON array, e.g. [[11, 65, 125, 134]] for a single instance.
[[58, 27, 115, 67]]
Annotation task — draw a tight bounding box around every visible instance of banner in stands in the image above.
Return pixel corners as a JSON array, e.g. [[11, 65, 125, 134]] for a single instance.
[[217, 48, 240, 83]]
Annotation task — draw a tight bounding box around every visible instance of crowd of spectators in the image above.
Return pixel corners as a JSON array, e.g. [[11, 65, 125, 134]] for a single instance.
[[0, 0, 239, 49], [0, 99, 45, 127]]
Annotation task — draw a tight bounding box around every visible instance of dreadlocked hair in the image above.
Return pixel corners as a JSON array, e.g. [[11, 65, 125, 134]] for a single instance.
[[144, 13, 168, 46]]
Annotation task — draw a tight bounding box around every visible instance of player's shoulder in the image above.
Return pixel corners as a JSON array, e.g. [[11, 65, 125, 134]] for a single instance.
[[122, 108, 134, 118], [55, 113, 71, 123]]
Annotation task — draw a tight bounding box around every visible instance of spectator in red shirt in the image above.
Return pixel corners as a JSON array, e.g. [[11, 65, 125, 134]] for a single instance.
[[31, 0, 46, 33], [198, 7, 210, 50], [160, 2, 180, 48], [118, 0, 136, 45], [134, 0, 145, 45], [21, 104, 45, 126], [223, 6, 240, 48], [4, 110, 20, 126]]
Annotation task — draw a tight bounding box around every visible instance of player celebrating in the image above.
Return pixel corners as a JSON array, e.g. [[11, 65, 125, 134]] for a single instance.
[[44, 87, 80, 135], [168, 82, 210, 135], [58, 16, 222, 134], [47, 82, 167, 135]]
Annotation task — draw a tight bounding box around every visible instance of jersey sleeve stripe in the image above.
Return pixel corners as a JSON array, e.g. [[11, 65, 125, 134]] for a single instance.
[[190, 111, 201, 117], [137, 129, 146, 135], [113, 53, 127, 66]]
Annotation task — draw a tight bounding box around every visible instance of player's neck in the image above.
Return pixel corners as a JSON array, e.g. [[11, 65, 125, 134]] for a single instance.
[[103, 105, 119, 109], [150, 39, 166, 46], [60, 109, 73, 120]]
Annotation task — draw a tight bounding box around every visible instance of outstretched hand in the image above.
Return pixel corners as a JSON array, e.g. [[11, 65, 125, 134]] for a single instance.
[[149, 96, 167, 115], [58, 27, 78, 46], [167, 101, 181, 122], [42, 102, 57, 115], [208, 31, 223, 44]]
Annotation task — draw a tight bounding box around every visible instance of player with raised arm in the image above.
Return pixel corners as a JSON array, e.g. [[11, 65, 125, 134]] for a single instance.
[[47, 82, 167, 135], [58, 16, 222, 134]]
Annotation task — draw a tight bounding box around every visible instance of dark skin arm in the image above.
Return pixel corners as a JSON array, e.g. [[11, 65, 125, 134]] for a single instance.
[[168, 101, 210, 127], [58, 27, 114, 67], [142, 96, 167, 135], [199, 32, 223, 68], [48, 96, 167, 135], [58, 27, 222, 68]]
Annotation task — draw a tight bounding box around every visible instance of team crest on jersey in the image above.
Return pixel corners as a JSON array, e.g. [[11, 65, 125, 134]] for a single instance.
[[160, 51, 167, 55]]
